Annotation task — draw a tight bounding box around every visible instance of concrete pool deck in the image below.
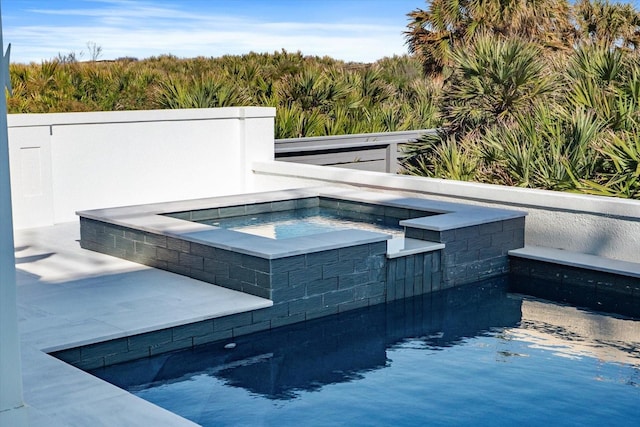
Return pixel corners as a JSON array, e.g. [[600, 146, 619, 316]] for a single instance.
[[15, 221, 272, 426]]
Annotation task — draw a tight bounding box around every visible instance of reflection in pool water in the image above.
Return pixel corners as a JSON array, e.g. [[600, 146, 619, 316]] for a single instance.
[[91, 278, 640, 426]]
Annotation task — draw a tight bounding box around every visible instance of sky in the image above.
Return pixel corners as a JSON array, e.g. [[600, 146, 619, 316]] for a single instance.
[[3, 1, 640, 65], [0, 0, 424, 64]]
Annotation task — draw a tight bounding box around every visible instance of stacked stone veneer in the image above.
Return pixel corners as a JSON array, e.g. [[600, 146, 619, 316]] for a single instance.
[[165, 196, 435, 228], [73, 217, 394, 370], [510, 258, 640, 317], [405, 217, 525, 288], [73, 197, 525, 370], [386, 252, 442, 301], [80, 217, 387, 304]]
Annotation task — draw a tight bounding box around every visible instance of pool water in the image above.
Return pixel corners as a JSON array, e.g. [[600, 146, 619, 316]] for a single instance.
[[90, 280, 640, 426], [197, 207, 404, 239]]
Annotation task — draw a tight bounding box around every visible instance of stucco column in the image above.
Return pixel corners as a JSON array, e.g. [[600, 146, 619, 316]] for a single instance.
[[0, 3, 29, 425]]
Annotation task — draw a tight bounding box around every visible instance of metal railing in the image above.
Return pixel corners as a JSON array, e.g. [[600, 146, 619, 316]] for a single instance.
[[275, 129, 436, 173]]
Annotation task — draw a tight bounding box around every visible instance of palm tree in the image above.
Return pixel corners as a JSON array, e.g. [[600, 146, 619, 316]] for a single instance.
[[574, 0, 640, 50], [443, 35, 556, 132], [402, 34, 557, 182], [405, 0, 573, 75]]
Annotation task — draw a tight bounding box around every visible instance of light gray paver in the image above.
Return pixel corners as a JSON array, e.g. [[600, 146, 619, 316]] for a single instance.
[[15, 221, 272, 426]]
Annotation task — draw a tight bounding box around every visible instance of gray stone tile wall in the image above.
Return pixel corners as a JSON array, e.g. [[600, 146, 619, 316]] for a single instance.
[[81, 217, 271, 298], [509, 257, 640, 318], [52, 310, 266, 370], [75, 212, 525, 370], [165, 196, 428, 225], [80, 213, 521, 312], [71, 191, 532, 370], [54, 237, 388, 371], [264, 241, 388, 325], [81, 217, 389, 299], [405, 217, 524, 288], [386, 252, 442, 301], [165, 197, 320, 222]]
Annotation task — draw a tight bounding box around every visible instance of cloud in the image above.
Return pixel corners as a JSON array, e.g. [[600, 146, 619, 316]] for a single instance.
[[4, 0, 409, 63], [10, 25, 402, 62], [28, 0, 206, 21]]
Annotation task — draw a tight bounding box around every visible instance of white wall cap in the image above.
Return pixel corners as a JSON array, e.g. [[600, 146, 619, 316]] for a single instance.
[[8, 107, 276, 128], [253, 161, 640, 219]]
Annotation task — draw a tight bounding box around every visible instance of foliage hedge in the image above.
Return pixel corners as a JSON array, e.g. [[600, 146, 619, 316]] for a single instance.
[[8, 51, 438, 139]]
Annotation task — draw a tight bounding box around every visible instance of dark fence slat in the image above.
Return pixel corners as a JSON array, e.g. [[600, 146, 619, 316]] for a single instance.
[[275, 129, 436, 173]]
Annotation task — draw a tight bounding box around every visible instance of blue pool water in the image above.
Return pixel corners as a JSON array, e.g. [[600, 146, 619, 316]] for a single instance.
[[91, 280, 640, 426], [198, 207, 404, 239]]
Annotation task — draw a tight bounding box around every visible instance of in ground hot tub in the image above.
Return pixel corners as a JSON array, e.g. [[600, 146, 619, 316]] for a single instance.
[[179, 205, 405, 240], [77, 187, 526, 322]]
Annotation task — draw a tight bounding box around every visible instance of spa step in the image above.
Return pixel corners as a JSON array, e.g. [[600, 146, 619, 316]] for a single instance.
[[386, 237, 444, 259], [509, 246, 640, 279]]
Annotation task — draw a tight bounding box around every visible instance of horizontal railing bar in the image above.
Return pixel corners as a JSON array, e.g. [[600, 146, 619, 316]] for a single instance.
[[275, 129, 436, 153], [276, 129, 434, 143], [275, 142, 391, 154]]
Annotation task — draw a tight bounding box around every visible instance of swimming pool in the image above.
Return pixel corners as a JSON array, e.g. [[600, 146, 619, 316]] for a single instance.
[[90, 279, 640, 426]]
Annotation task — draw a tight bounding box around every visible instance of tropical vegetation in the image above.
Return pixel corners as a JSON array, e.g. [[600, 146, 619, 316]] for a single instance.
[[8, 51, 438, 139], [402, 0, 640, 199], [6, 0, 640, 198]]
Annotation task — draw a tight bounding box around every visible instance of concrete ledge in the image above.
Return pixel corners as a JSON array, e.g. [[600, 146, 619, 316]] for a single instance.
[[509, 246, 640, 279], [8, 107, 276, 127], [254, 161, 640, 219], [386, 238, 445, 259]]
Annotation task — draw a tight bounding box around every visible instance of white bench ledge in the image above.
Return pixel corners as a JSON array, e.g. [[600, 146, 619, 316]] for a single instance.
[[387, 238, 445, 259], [509, 246, 640, 279]]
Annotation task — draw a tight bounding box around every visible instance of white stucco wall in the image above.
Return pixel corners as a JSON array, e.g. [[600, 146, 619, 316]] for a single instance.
[[8, 107, 275, 229], [252, 161, 640, 264]]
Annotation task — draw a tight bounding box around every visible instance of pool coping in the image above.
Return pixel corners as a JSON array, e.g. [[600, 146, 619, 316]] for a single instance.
[[509, 246, 640, 279], [77, 186, 526, 260], [386, 238, 445, 259]]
